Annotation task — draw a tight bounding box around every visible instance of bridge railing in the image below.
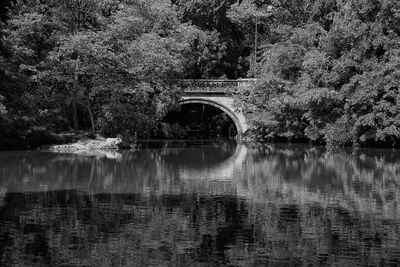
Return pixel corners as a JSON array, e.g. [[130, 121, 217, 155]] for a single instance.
[[181, 79, 256, 93]]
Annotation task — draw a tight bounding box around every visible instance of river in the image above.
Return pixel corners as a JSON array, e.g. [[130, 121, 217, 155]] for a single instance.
[[0, 141, 399, 266]]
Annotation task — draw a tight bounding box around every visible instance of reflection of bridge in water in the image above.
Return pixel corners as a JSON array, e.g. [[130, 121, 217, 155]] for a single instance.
[[177, 143, 247, 182]]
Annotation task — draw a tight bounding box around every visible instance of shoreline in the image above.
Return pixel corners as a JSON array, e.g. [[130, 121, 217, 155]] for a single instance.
[[2, 135, 400, 152]]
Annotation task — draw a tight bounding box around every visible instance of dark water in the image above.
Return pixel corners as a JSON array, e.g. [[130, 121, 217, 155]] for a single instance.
[[0, 141, 400, 266]]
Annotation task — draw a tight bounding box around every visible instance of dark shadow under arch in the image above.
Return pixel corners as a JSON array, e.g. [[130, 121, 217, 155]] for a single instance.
[[179, 98, 243, 136]]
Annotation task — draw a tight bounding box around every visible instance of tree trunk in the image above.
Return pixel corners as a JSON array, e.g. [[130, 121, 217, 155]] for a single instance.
[[72, 92, 79, 130], [72, 63, 79, 130], [86, 96, 96, 137]]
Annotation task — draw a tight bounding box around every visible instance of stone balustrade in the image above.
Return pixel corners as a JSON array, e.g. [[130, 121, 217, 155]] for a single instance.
[[181, 79, 256, 94]]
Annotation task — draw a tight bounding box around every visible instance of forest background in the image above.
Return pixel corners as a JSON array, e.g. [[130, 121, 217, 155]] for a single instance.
[[1, 0, 400, 149]]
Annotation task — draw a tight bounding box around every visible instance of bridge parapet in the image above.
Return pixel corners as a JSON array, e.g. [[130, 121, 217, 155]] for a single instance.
[[182, 79, 256, 94]]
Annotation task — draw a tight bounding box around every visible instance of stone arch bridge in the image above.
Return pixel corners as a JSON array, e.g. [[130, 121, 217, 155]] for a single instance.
[[180, 79, 255, 137]]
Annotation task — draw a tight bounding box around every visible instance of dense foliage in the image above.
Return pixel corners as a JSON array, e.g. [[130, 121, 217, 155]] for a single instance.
[[172, 0, 252, 78], [1, 0, 400, 148], [0, 0, 226, 148], [232, 0, 400, 147]]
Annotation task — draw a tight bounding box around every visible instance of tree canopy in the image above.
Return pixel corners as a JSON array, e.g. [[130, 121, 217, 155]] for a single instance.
[[232, 0, 400, 147], [0, 0, 229, 148]]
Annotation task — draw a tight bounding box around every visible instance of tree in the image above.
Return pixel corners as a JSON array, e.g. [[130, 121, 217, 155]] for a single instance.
[[1, 0, 231, 146], [172, 0, 250, 78], [233, 0, 400, 146], [227, 0, 273, 73]]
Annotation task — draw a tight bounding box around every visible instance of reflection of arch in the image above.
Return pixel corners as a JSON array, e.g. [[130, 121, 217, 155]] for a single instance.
[[225, 143, 247, 166], [179, 144, 248, 181], [160, 141, 237, 165], [179, 97, 247, 136]]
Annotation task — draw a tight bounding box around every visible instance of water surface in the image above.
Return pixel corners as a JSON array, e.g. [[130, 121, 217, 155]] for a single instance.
[[0, 141, 399, 266]]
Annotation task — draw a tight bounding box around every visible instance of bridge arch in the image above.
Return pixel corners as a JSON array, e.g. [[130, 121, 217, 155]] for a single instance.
[[176, 79, 253, 138], [179, 97, 247, 136]]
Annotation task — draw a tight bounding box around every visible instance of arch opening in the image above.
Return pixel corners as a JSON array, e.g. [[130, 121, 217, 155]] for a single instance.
[[163, 100, 240, 139]]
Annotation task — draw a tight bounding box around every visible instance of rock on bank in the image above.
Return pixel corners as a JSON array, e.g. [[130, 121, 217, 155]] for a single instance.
[[47, 137, 122, 153]]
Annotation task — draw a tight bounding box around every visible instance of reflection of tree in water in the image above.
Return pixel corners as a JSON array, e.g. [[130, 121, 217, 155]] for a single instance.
[[234, 145, 400, 265], [0, 191, 254, 266], [237, 145, 400, 216], [0, 141, 239, 195], [0, 145, 400, 265]]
